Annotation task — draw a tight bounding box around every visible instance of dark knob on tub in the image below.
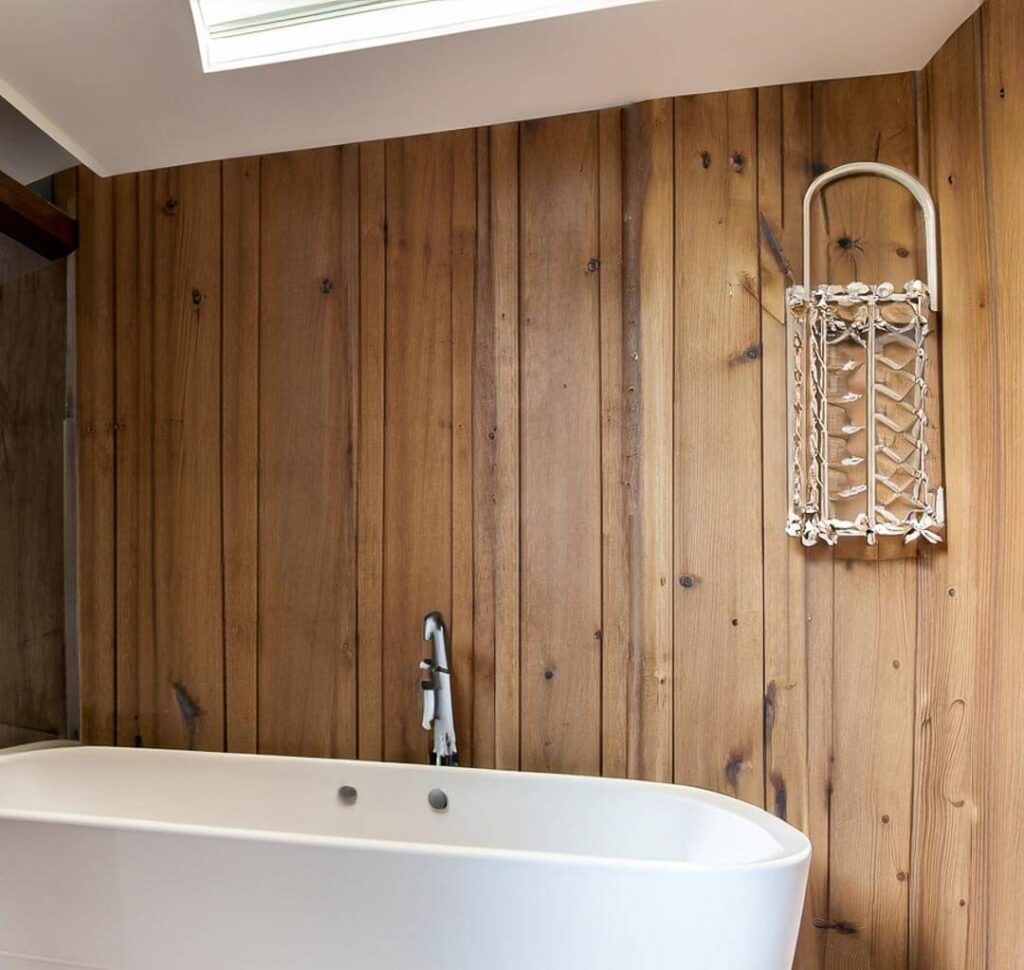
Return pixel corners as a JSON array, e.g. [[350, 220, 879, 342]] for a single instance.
[[428, 788, 449, 811], [337, 785, 358, 805]]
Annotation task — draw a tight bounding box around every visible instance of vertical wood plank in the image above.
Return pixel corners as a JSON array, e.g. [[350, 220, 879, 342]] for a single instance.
[[113, 172, 144, 747], [125, 171, 157, 749], [451, 129, 476, 766], [382, 133, 454, 764], [150, 163, 225, 751], [472, 125, 521, 770], [758, 82, 833, 970], [338, 143, 362, 760], [55, 168, 80, 742], [804, 543, 836, 966], [482, 122, 521, 771], [599, 107, 627, 780], [471, 128, 497, 769], [911, 15, 993, 970], [258, 148, 357, 758], [76, 167, 116, 745], [357, 141, 386, 762], [221, 157, 260, 754], [810, 73, 921, 970], [618, 99, 674, 782], [520, 113, 603, 776], [980, 0, 1024, 965], [0, 248, 68, 738], [673, 90, 764, 803], [137, 173, 156, 750]]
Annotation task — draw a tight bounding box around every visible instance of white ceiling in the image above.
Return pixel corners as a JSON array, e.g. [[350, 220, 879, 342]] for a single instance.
[[0, 0, 982, 177]]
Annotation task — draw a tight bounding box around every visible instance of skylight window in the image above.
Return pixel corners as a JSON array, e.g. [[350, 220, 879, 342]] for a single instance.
[[190, 0, 656, 72]]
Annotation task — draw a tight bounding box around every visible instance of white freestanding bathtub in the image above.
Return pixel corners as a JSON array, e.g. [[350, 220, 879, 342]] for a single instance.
[[0, 745, 809, 969]]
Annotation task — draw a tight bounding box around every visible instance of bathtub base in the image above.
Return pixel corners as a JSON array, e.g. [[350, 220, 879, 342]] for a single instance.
[[1, 819, 805, 970]]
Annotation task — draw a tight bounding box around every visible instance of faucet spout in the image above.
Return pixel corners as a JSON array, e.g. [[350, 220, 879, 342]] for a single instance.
[[421, 611, 458, 767]]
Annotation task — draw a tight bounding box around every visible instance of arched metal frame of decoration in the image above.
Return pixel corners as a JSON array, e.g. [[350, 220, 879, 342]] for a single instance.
[[786, 162, 944, 548]]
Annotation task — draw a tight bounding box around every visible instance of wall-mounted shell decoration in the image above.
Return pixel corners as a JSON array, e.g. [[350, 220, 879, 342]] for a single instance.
[[786, 163, 944, 549]]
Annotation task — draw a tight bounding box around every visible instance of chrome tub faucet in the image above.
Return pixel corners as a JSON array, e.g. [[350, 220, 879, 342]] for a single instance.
[[421, 611, 458, 767]]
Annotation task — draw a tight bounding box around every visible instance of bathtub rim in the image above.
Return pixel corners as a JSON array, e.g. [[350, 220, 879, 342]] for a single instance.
[[0, 746, 811, 875]]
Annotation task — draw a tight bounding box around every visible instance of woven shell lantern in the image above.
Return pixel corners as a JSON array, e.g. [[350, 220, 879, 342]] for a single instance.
[[786, 162, 944, 549]]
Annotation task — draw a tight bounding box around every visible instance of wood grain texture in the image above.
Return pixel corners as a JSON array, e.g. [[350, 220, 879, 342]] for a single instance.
[[910, 15, 994, 970], [757, 82, 827, 970], [150, 163, 225, 751], [598, 106, 627, 780], [811, 73, 921, 970], [221, 157, 260, 754], [339, 144, 362, 761], [473, 123, 520, 770], [520, 113, 603, 776], [451, 129, 477, 767], [617, 99, 674, 782], [0, 233, 48, 288], [54, 168, 79, 739], [980, 0, 1024, 965], [382, 134, 454, 764], [913, 17, 991, 970], [471, 127, 497, 770], [491, 123, 521, 772], [258, 148, 356, 758], [112, 172, 147, 747], [73, 45, 1024, 968], [0, 251, 67, 737], [0, 167, 78, 261], [357, 141, 386, 762], [76, 167, 116, 745], [674, 90, 764, 804]]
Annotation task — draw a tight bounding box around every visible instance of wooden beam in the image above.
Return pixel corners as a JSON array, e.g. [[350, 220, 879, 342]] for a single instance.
[[0, 167, 78, 260]]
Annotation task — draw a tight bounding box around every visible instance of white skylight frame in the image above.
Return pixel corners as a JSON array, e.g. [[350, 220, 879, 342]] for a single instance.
[[190, 0, 657, 72]]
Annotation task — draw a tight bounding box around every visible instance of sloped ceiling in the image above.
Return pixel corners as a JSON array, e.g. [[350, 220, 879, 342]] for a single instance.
[[0, 0, 982, 176], [0, 97, 75, 184]]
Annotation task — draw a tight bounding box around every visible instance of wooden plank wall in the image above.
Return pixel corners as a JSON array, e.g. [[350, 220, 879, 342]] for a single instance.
[[0, 174, 73, 748], [75, 8, 1024, 963]]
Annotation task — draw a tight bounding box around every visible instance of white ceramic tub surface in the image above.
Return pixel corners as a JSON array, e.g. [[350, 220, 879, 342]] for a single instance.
[[0, 746, 809, 969]]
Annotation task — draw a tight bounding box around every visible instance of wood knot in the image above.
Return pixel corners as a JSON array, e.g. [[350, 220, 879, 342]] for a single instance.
[[896, 246, 910, 258], [162, 198, 179, 215], [814, 918, 859, 935], [586, 258, 600, 273], [173, 682, 202, 721], [320, 278, 334, 294], [730, 153, 747, 172], [699, 150, 712, 169], [770, 769, 787, 821], [191, 288, 204, 307], [837, 235, 862, 253], [679, 574, 695, 588], [724, 750, 745, 788], [543, 669, 555, 680], [764, 681, 777, 738]]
